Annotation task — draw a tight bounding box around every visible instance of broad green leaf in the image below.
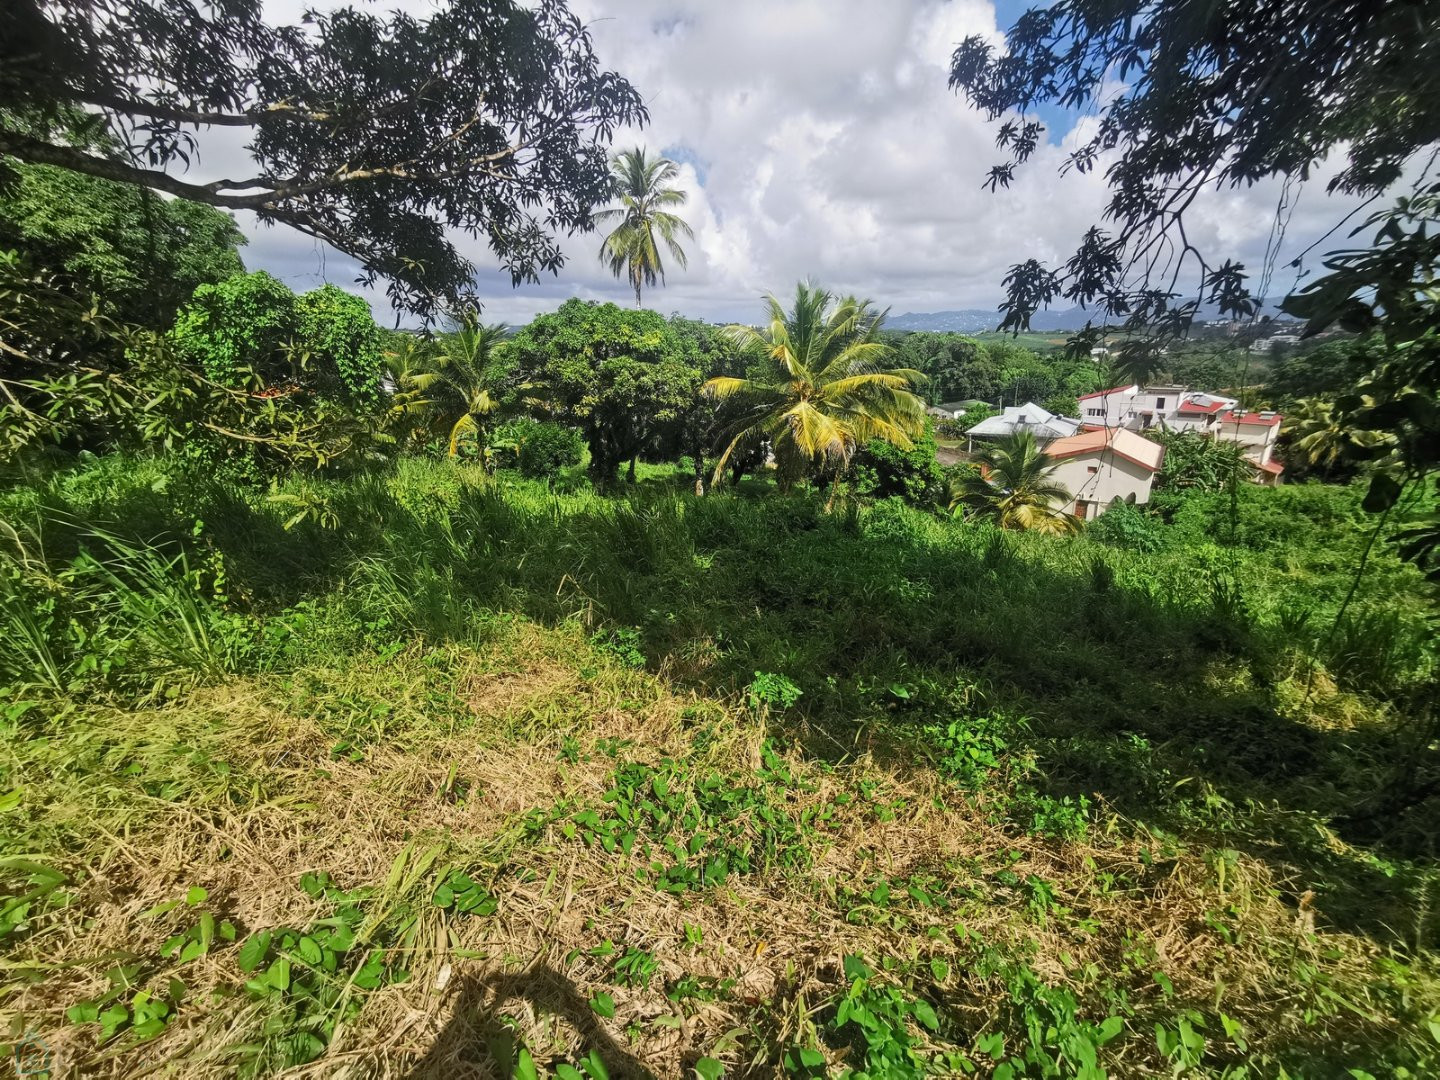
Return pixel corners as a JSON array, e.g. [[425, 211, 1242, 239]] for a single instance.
[[237, 930, 271, 973], [513, 1047, 539, 1080], [911, 1000, 940, 1031], [590, 991, 616, 1018], [695, 1057, 724, 1080]]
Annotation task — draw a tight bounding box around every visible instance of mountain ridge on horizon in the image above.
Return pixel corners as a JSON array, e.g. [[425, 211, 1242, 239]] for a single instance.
[[885, 299, 1293, 334]]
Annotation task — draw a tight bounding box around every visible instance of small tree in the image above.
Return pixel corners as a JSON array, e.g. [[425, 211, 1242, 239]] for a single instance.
[[516, 421, 584, 482], [391, 319, 513, 464], [170, 273, 383, 405], [507, 299, 702, 489], [850, 423, 946, 507]]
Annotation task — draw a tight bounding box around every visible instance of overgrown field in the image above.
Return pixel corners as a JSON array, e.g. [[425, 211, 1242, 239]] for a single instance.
[[1, 454, 1437, 1078]]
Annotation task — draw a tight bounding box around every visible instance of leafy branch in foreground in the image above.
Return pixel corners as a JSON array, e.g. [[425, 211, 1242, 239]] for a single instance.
[[2, 0, 647, 316], [949, 0, 1439, 337]]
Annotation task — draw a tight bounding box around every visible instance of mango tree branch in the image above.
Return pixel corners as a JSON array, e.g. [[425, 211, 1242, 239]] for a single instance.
[[0, 126, 529, 210]]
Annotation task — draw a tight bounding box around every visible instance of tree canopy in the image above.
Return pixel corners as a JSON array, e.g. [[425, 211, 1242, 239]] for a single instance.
[[949, 0, 1440, 336], [0, 160, 245, 327], [1, 0, 646, 317], [507, 299, 703, 487]]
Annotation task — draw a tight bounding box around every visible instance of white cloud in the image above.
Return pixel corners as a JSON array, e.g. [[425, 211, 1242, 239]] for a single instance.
[[192, 0, 1383, 325]]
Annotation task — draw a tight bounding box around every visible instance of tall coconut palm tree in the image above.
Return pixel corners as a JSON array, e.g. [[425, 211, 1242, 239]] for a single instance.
[[950, 431, 1078, 534], [391, 318, 511, 465], [704, 283, 927, 492], [596, 148, 694, 308]]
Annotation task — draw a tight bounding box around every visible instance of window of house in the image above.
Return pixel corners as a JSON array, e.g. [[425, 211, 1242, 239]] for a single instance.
[[1156, 397, 1166, 409]]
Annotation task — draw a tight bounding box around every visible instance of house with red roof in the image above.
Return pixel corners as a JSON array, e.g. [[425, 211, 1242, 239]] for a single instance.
[[1042, 427, 1165, 521], [1215, 407, 1285, 485], [1074, 383, 1284, 485]]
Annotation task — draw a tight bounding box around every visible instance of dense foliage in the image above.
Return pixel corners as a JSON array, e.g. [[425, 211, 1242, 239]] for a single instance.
[[2, 0, 647, 315], [0, 159, 244, 328], [507, 299, 703, 487], [170, 274, 383, 405], [885, 330, 1103, 407]]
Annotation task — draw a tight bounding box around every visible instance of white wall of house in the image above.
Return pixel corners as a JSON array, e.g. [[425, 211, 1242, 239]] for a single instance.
[[1077, 386, 1137, 427], [1049, 453, 1157, 520], [1167, 412, 1216, 433], [1215, 415, 1280, 465], [1077, 385, 1188, 431], [1123, 386, 1186, 431]]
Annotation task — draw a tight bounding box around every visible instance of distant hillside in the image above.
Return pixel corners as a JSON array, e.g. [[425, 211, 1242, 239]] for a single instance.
[[887, 308, 1089, 333], [887, 298, 1292, 334]]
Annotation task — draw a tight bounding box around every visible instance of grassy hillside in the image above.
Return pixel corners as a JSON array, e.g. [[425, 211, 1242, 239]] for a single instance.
[[1, 454, 1437, 1078]]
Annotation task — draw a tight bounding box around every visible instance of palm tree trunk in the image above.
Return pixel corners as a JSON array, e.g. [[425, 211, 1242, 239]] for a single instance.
[[693, 452, 705, 496], [634, 281, 642, 308], [627, 455, 637, 484]]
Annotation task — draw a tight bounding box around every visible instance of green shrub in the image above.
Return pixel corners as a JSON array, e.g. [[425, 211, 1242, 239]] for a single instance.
[[1085, 501, 1165, 552], [850, 424, 946, 507], [515, 421, 584, 480]]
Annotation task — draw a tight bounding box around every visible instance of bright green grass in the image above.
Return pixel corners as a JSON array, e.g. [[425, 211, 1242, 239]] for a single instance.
[[0, 452, 1437, 1078]]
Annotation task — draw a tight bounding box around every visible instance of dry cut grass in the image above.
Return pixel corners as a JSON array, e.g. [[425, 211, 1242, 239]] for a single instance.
[[0, 619, 1427, 1078]]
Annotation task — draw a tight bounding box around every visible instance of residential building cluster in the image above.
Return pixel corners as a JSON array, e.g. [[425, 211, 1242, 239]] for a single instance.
[[961, 383, 1284, 521]]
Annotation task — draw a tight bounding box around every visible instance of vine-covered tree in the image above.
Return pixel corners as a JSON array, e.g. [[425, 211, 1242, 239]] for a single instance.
[[170, 272, 383, 405], [1, 0, 646, 317], [948, 0, 1440, 339]]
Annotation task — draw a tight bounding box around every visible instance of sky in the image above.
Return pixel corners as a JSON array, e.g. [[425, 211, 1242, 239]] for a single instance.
[[215, 0, 1374, 326]]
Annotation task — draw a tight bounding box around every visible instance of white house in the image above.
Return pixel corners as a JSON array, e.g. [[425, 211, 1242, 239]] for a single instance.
[[1250, 333, 1302, 354], [1043, 427, 1166, 521], [1075, 384, 1188, 431], [1076, 384, 1139, 427], [1168, 391, 1238, 434], [966, 402, 1082, 448], [1214, 407, 1285, 484]]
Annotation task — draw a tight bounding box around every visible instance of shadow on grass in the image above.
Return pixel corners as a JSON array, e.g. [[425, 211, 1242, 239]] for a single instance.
[[404, 967, 657, 1080], [24, 462, 1438, 949]]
